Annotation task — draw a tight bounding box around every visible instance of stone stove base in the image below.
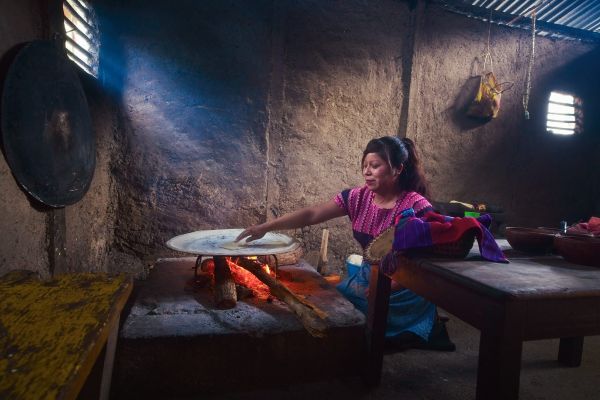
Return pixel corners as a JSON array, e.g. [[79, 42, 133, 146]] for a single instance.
[[113, 258, 365, 398]]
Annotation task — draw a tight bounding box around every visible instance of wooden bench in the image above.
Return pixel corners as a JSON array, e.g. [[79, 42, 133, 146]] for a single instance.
[[0, 271, 132, 399]]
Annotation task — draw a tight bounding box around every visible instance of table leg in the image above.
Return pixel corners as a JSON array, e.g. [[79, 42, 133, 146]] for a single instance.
[[558, 337, 584, 367], [364, 264, 391, 387], [99, 319, 120, 400], [476, 331, 522, 400]]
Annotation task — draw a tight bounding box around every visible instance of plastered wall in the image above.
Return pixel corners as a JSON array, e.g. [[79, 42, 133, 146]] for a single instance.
[[410, 5, 599, 229], [96, 0, 414, 270], [0, 0, 120, 277], [96, 0, 599, 273], [0, 0, 48, 277], [2, 0, 598, 277], [97, 0, 274, 261]]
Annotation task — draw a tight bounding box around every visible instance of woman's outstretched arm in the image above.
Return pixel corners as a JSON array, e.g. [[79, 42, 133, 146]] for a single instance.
[[236, 200, 345, 242]]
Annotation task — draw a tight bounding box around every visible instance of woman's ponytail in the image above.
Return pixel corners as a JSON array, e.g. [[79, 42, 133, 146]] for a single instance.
[[399, 138, 430, 198]]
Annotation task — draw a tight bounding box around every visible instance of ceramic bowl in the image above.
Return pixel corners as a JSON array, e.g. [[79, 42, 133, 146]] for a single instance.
[[554, 235, 600, 267], [505, 227, 557, 254]]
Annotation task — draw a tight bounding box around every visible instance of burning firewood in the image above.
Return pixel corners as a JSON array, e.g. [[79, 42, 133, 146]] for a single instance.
[[235, 257, 329, 338], [200, 258, 215, 274], [213, 257, 237, 309], [235, 284, 254, 300]]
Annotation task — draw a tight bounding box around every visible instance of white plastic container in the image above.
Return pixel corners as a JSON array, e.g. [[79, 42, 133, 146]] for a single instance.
[[345, 254, 364, 277]]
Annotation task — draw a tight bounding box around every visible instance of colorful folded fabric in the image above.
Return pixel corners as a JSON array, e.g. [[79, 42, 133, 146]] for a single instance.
[[380, 208, 508, 275], [567, 216, 600, 237]]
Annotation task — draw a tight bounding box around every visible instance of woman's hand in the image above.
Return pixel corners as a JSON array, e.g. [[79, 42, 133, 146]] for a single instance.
[[235, 224, 268, 243]]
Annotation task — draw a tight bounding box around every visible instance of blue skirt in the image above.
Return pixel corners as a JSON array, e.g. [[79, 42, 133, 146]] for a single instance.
[[336, 262, 436, 340]]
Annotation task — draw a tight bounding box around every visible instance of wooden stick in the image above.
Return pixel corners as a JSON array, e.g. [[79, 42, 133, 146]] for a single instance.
[[317, 228, 329, 273], [236, 257, 328, 337], [213, 256, 237, 309]]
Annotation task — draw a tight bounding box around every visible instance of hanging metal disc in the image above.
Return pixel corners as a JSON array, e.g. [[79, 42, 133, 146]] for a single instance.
[[1, 40, 95, 207]]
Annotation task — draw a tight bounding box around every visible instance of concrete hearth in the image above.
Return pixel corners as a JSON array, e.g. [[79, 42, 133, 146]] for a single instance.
[[112, 258, 365, 398]]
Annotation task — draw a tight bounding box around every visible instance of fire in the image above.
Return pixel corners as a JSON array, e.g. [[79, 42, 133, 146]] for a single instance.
[[245, 256, 271, 275], [225, 257, 274, 300]]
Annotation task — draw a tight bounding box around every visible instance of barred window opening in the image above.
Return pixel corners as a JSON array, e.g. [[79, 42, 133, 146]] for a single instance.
[[63, 0, 100, 77], [546, 91, 583, 136]]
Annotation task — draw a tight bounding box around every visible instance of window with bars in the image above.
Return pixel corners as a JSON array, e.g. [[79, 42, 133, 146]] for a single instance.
[[546, 91, 583, 136], [63, 0, 100, 78]]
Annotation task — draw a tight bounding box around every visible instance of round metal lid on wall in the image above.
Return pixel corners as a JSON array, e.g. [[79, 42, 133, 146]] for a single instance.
[[1, 40, 95, 207]]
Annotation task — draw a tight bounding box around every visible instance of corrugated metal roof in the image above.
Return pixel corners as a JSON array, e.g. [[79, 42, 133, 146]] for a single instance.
[[436, 0, 600, 42]]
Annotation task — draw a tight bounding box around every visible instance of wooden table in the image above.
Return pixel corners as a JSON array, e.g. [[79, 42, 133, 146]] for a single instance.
[[0, 271, 133, 400], [365, 242, 600, 399]]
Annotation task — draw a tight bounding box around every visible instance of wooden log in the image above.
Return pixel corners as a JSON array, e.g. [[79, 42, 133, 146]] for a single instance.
[[236, 257, 328, 337], [235, 284, 254, 300], [213, 256, 237, 309]]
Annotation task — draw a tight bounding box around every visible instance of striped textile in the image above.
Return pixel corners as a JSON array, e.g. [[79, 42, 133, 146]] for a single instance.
[[334, 185, 432, 249], [379, 209, 508, 276]]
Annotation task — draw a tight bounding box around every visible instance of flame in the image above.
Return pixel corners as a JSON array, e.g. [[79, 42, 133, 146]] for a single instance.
[[240, 256, 270, 275], [225, 257, 274, 299]]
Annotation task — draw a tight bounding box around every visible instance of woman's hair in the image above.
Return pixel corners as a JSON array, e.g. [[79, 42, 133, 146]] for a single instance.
[[361, 136, 430, 197]]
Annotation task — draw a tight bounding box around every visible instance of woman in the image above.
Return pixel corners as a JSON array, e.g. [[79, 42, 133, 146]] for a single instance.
[[236, 136, 454, 351]]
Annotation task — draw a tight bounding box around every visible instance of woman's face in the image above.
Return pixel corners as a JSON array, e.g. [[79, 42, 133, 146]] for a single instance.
[[362, 153, 399, 193]]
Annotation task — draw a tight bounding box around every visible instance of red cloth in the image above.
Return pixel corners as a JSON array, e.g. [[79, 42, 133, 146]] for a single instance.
[[420, 212, 484, 245], [567, 216, 600, 237]]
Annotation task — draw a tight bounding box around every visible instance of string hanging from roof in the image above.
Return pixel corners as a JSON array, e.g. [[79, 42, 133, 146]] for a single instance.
[[483, 8, 493, 74], [522, 7, 538, 120]]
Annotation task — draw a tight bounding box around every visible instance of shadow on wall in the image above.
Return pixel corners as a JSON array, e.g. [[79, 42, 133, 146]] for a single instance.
[[539, 47, 600, 220], [509, 46, 600, 226], [450, 75, 491, 131], [541, 47, 600, 137]]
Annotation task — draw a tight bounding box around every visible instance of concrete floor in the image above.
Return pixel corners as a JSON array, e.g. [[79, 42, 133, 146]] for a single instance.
[[198, 312, 600, 400]]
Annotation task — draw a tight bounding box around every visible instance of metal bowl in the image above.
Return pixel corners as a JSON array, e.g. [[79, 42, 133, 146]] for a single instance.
[[505, 227, 557, 254]]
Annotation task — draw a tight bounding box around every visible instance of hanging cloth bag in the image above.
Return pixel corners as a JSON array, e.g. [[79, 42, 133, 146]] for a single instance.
[[466, 12, 513, 120], [466, 53, 512, 119]]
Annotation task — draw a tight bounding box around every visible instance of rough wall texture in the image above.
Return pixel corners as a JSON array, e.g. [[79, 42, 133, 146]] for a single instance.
[[2, 1, 597, 279], [97, 0, 274, 262], [96, 0, 599, 274], [272, 0, 412, 269], [0, 0, 119, 277], [411, 5, 599, 229], [0, 0, 48, 277], [97, 0, 413, 271], [63, 80, 119, 274]]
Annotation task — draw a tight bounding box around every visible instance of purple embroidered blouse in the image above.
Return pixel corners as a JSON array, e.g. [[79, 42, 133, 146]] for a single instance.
[[334, 185, 432, 249]]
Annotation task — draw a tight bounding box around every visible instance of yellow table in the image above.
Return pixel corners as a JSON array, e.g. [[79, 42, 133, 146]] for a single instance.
[[0, 271, 133, 400]]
